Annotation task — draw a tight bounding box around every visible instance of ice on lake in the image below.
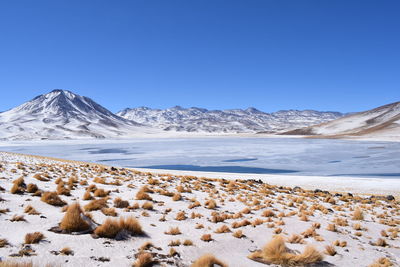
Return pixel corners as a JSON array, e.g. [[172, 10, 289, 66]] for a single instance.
[[1, 137, 400, 178]]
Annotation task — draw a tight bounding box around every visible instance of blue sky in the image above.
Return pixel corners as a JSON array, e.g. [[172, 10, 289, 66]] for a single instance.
[[0, 0, 399, 113]]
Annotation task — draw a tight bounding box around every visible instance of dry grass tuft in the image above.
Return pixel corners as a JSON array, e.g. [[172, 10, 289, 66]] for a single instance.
[[175, 211, 187, 221], [83, 191, 93, 200], [114, 197, 129, 208], [133, 252, 155, 267], [102, 208, 118, 217], [232, 230, 244, 238], [191, 254, 227, 267], [84, 198, 108, 211], [95, 216, 143, 238], [200, 234, 213, 242], [172, 193, 182, 201], [24, 232, 44, 244], [287, 234, 304, 244], [26, 184, 38, 193], [204, 199, 217, 209], [10, 215, 26, 222], [136, 189, 152, 201], [60, 247, 74, 255], [165, 227, 181, 235], [24, 205, 40, 215], [248, 235, 323, 265], [169, 240, 181, 246], [368, 257, 393, 267], [60, 203, 90, 232], [183, 239, 193, 246], [325, 245, 336, 256], [352, 208, 364, 220], [41, 192, 66, 206], [215, 225, 231, 233], [94, 188, 109, 197], [142, 201, 154, 210], [0, 238, 9, 248]]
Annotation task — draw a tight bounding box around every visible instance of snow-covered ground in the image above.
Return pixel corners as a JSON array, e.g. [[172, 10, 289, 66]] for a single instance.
[[0, 152, 399, 267]]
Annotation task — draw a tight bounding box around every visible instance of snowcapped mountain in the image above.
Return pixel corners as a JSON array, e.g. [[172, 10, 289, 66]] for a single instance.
[[0, 89, 156, 140], [282, 101, 400, 139], [117, 106, 344, 133]]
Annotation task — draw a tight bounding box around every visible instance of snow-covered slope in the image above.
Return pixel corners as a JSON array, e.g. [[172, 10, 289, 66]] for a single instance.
[[282, 101, 400, 139], [117, 106, 344, 133], [0, 90, 156, 140]]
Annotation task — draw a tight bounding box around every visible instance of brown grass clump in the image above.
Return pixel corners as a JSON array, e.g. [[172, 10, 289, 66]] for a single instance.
[[175, 211, 187, 221], [0, 261, 34, 267], [114, 197, 129, 208], [352, 208, 364, 220], [200, 234, 213, 242], [373, 238, 388, 247], [248, 235, 323, 265], [0, 238, 9, 248], [41, 191, 66, 206], [56, 183, 71, 196], [325, 245, 336, 256], [84, 198, 108, 211], [165, 227, 181, 235], [183, 239, 193, 246], [191, 254, 227, 267], [142, 201, 154, 210], [60, 247, 74, 255], [204, 199, 217, 209], [353, 223, 363, 230], [24, 205, 40, 215], [368, 257, 393, 267], [26, 184, 38, 193], [83, 191, 93, 200], [133, 252, 155, 267], [95, 216, 143, 238], [102, 208, 118, 217], [60, 203, 90, 232], [24, 232, 44, 244], [136, 189, 152, 201], [326, 224, 337, 232], [262, 210, 275, 217], [287, 234, 304, 244], [172, 193, 182, 201], [10, 183, 25, 194], [94, 188, 109, 197], [215, 225, 231, 233], [10, 215, 26, 222], [169, 240, 181, 246], [232, 230, 244, 238]]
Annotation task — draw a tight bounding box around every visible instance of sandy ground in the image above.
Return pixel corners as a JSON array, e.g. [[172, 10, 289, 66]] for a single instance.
[[0, 152, 399, 267]]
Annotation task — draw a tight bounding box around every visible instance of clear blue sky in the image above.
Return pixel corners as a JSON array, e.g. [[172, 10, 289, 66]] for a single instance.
[[0, 0, 399, 113]]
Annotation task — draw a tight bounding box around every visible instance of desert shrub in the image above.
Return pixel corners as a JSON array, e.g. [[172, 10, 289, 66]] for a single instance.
[[41, 192, 66, 206], [142, 201, 153, 210], [262, 210, 275, 217], [172, 193, 181, 201], [175, 211, 186, 221], [60, 203, 90, 232], [0, 238, 9, 248], [114, 197, 129, 208], [169, 240, 181, 246], [94, 188, 109, 197], [183, 239, 193, 246], [60, 247, 74, 255], [204, 199, 217, 209], [84, 198, 108, 211], [165, 227, 181, 235], [95, 216, 143, 238], [24, 205, 40, 215], [191, 254, 227, 267], [200, 234, 213, 242], [10, 215, 26, 222], [24, 232, 44, 244], [232, 230, 244, 238], [136, 187, 152, 200], [248, 235, 323, 265], [133, 252, 155, 267], [368, 257, 393, 267], [352, 208, 364, 220], [325, 245, 336, 256], [102, 208, 118, 217], [83, 191, 93, 200], [287, 234, 304, 244], [215, 225, 231, 233], [26, 184, 38, 193]]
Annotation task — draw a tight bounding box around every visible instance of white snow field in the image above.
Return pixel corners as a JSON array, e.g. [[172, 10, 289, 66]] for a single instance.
[[0, 151, 399, 267]]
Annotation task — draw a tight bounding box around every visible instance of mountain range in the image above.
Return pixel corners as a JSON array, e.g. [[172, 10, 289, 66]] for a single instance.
[[117, 106, 343, 133], [282, 101, 400, 140], [0, 89, 396, 141]]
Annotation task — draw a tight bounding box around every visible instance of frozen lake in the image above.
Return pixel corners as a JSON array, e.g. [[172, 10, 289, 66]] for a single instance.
[[1, 137, 400, 178]]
